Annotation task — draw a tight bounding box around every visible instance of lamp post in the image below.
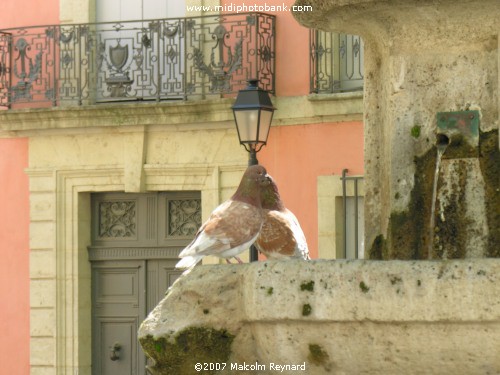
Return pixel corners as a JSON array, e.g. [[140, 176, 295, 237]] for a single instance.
[[232, 79, 275, 166], [232, 79, 276, 261]]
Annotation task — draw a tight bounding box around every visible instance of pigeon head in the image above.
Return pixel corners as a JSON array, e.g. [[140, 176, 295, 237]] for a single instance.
[[260, 174, 285, 211], [232, 165, 270, 207]]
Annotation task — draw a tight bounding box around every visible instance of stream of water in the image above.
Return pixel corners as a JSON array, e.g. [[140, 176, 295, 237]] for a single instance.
[[428, 143, 448, 259]]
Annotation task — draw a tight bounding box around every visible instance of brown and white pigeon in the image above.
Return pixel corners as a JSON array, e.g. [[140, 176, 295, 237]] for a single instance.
[[255, 175, 310, 260], [175, 165, 270, 269]]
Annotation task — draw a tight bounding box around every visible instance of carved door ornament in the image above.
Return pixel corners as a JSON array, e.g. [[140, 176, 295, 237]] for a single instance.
[[98, 200, 137, 239]]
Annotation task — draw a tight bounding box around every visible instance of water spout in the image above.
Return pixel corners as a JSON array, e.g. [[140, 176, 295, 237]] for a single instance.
[[428, 134, 450, 259]]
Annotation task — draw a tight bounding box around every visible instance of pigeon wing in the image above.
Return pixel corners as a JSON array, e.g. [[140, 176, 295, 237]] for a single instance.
[[256, 209, 309, 260], [179, 200, 262, 258], [285, 208, 310, 260]]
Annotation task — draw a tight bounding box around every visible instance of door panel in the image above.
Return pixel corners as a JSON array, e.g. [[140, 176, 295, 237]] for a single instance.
[[96, 318, 141, 375], [92, 260, 146, 375], [158, 192, 202, 247], [147, 259, 183, 312], [90, 191, 201, 375], [91, 193, 158, 248]]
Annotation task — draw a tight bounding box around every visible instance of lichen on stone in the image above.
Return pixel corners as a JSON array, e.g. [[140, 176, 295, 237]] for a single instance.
[[139, 326, 234, 375]]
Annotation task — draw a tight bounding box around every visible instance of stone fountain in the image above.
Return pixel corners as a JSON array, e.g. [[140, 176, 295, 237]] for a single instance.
[[293, 0, 499, 260], [139, 1, 500, 373]]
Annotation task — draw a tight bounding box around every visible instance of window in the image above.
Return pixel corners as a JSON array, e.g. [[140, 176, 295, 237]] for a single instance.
[[318, 173, 364, 259], [310, 30, 364, 94]]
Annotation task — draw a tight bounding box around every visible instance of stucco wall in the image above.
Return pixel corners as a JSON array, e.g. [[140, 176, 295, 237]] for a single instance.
[[0, 138, 30, 375], [222, 0, 311, 97], [0, 2, 59, 374], [259, 121, 364, 258], [1, 0, 59, 28]]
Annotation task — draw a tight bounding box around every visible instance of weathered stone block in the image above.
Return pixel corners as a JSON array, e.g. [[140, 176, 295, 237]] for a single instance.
[[139, 259, 500, 374]]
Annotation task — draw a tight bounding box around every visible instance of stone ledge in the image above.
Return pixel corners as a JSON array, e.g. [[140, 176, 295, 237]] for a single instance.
[[307, 91, 363, 102], [139, 259, 500, 374], [0, 94, 363, 135], [0, 99, 236, 133]]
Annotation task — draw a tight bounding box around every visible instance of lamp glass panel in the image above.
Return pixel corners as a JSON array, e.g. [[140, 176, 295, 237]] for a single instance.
[[235, 110, 259, 142], [258, 110, 273, 142]]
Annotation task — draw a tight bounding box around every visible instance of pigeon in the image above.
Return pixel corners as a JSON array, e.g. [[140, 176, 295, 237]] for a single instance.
[[255, 175, 310, 260], [175, 165, 270, 269]]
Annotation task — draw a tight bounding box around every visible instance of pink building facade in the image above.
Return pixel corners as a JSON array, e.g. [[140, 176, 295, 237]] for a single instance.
[[0, 1, 59, 373], [0, 0, 363, 373]]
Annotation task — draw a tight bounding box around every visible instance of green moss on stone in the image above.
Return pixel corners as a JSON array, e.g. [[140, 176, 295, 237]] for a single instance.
[[359, 281, 370, 293], [369, 234, 386, 260], [380, 129, 499, 260], [139, 327, 234, 375], [441, 133, 479, 159], [390, 276, 402, 285], [433, 160, 468, 259], [386, 146, 437, 259], [308, 344, 331, 370], [300, 281, 315, 292], [267, 287, 274, 295], [479, 130, 500, 257], [302, 304, 312, 316], [411, 125, 421, 138]]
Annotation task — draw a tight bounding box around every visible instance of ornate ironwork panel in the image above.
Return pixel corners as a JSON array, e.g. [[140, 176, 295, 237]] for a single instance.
[[0, 32, 11, 108], [168, 199, 202, 237], [98, 200, 137, 238], [0, 26, 57, 105], [0, 13, 275, 108], [310, 30, 364, 94]]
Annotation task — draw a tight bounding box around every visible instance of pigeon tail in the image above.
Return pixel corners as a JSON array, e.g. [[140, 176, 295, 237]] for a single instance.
[[175, 255, 203, 270]]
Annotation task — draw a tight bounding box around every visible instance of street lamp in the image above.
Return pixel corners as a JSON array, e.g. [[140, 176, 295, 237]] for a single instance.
[[232, 79, 275, 166], [232, 79, 276, 261]]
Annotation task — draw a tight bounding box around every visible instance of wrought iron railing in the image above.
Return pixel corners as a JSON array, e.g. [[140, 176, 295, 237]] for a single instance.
[[310, 30, 364, 94], [0, 13, 275, 109]]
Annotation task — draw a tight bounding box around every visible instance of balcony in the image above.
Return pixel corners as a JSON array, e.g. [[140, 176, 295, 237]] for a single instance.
[[0, 13, 275, 109], [310, 30, 364, 94]]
